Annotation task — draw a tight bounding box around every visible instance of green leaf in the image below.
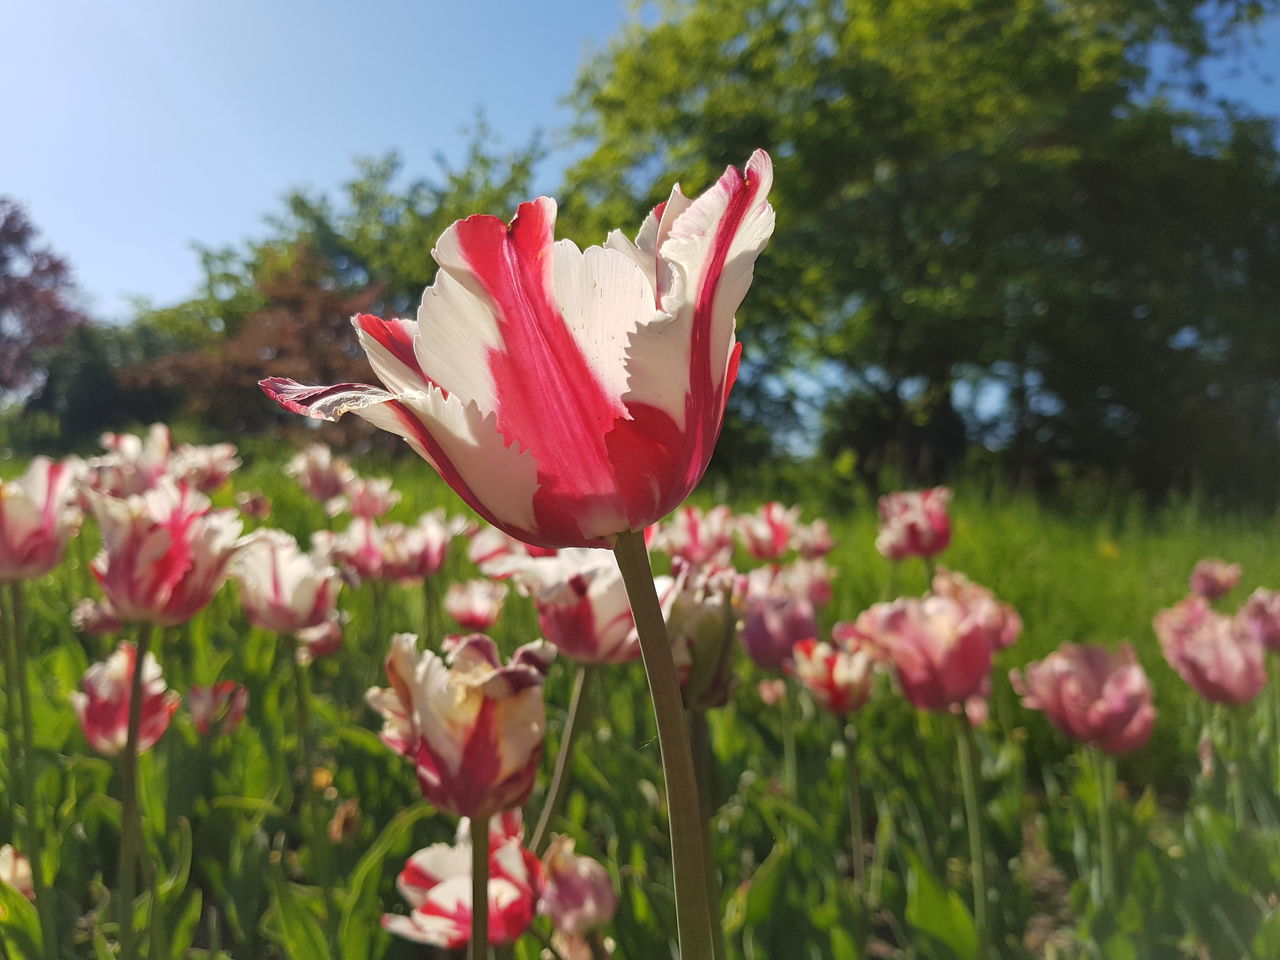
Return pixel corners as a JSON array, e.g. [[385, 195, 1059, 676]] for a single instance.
[[264, 870, 333, 960], [905, 850, 978, 960], [0, 880, 43, 958]]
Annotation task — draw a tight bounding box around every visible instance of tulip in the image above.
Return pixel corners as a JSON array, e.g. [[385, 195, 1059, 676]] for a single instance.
[[1010, 644, 1155, 754], [1154, 595, 1266, 705], [86, 478, 244, 627], [664, 568, 739, 709], [651, 504, 736, 572], [381, 510, 469, 582], [284, 442, 356, 507], [295, 618, 343, 664], [446, 579, 509, 632], [312, 518, 392, 582], [0, 455, 85, 582], [757, 678, 787, 706], [1189, 558, 1242, 601], [494, 549, 640, 664], [931, 567, 1022, 650], [71, 597, 123, 636], [71, 642, 180, 755], [0, 845, 34, 901], [862, 596, 993, 714], [1241, 588, 1280, 650], [231, 529, 342, 635], [737, 501, 800, 560], [540, 835, 618, 936], [367, 633, 553, 818], [384, 819, 541, 949], [875, 487, 952, 561], [330, 475, 401, 520], [87, 423, 171, 498], [235, 490, 272, 519], [261, 150, 774, 550], [738, 566, 817, 671], [777, 557, 836, 610], [793, 517, 834, 559], [171, 442, 241, 493], [188, 682, 249, 737], [789, 636, 878, 716]]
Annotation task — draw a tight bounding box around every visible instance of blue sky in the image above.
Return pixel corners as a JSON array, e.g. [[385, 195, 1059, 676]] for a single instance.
[[4, 1, 1278, 320]]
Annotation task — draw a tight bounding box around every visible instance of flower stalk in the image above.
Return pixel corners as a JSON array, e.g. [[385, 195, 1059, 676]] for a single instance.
[[118, 622, 155, 960], [532, 665, 591, 853], [470, 814, 491, 960], [842, 722, 867, 889], [1093, 748, 1117, 901], [614, 529, 715, 960], [955, 715, 989, 957]]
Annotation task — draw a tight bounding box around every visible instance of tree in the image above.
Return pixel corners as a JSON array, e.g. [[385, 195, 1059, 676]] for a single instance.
[[563, 0, 1280, 500], [0, 198, 88, 394]]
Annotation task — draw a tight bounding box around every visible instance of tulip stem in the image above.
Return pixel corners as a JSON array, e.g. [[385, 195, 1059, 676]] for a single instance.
[[470, 814, 490, 960], [1228, 706, 1248, 826], [688, 707, 726, 960], [614, 529, 715, 960], [842, 721, 867, 890], [955, 714, 989, 957], [1094, 749, 1117, 901], [9, 584, 58, 958], [119, 622, 155, 960], [0, 592, 21, 833], [532, 665, 591, 854], [779, 679, 798, 805], [423, 576, 440, 641]]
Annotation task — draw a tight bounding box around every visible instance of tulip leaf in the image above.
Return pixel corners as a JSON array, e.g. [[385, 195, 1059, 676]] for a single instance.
[[905, 850, 978, 960], [0, 880, 43, 958], [264, 869, 333, 960]]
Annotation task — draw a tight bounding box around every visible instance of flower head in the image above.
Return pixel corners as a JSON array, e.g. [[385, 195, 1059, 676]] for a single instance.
[[0, 845, 33, 900], [540, 835, 618, 937], [664, 567, 739, 708], [789, 632, 878, 716], [738, 566, 817, 671], [0, 455, 84, 582], [651, 504, 736, 572], [445, 579, 509, 632], [87, 423, 171, 498], [1241, 588, 1280, 651], [86, 479, 244, 627], [367, 633, 553, 818], [188, 682, 249, 737], [262, 151, 774, 549], [231, 529, 342, 635], [736, 502, 800, 560], [1154, 595, 1266, 704], [381, 510, 469, 581], [1189, 558, 1242, 601], [330, 475, 401, 520], [71, 642, 180, 755], [284, 443, 356, 507], [1011, 644, 1155, 754], [931, 568, 1021, 650], [875, 488, 952, 561], [171, 442, 241, 493]]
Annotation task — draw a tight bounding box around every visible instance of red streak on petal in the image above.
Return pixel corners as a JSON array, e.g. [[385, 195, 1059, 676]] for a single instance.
[[355, 313, 434, 390]]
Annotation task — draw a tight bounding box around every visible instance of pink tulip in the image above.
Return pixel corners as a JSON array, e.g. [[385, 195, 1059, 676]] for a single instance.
[[295, 619, 343, 664], [1010, 644, 1155, 754], [0, 455, 84, 581], [235, 490, 272, 519], [789, 635, 878, 716], [0, 845, 34, 900], [381, 510, 469, 581], [188, 682, 249, 736], [738, 566, 816, 671], [262, 151, 775, 549], [651, 504, 736, 571], [86, 479, 244, 627], [87, 423, 171, 498], [875, 487, 952, 561], [757, 678, 787, 706], [330, 475, 401, 520], [71, 642, 180, 755], [367, 633, 553, 818], [385, 813, 542, 948], [737, 502, 801, 560], [931, 568, 1022, 650], [71, 597, 123, 636], [312, 518, 391, 582], [1154, 595, 1266, 704], [777, 557, 836, 610], [171, 442, 241, 493], [1241, 588, 1280, 651], [793, 518, 834, 559], [284, 443, 356, 507], [494, 549, 640, 664], [231, 529, 342, 634], [1189, 558, 1242, 601], [539, 835, 618, 936], [445, 579, 508, 632], [861, 596, 993, 713]]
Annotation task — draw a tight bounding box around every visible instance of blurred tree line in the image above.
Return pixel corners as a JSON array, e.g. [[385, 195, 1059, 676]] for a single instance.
[[13, 0, 1280, 505]]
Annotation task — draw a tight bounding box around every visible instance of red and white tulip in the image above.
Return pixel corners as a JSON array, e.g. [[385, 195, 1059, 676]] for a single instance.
[[445, 579, 509, 632], [87, 423, 172, 498], [651, 504, 736, 572], [71, 642, 180, 755], [0, 845, 34, 900], [171, 442, 241, 493], [330, 475, 401, 520], [188, 682, 249, 737], [262, 151, 775, 549], [875, 487, 952, 561], [0, 455, 84, 582], [284, 442, 356, 507], [789, 634, 878, 716], [539, 835, 618, 937], [381, 510, 469, 581], [232, 529, 342, 635], [737, 501, 800, 560], [367, 633, 553, 818], [86, 479, 244, 627]]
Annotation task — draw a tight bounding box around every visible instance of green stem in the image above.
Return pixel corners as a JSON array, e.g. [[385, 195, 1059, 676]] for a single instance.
[[531, 665, 591, 853], [1228, 706, 1247, 826], [423, 576, 440, 640], [470, 814, 491, 960], [779, 679, 798, 804], [1, 591, 21, 828], [1095, 749, 1116, 902], [955, 715, 990, 958], [9, 584, 58, 957], [688, 708, 726, 960], [923, 556, 937, 589], [118, 622, 155, 960], [613, 530, 714, 960], [842, 721, 867, 890]]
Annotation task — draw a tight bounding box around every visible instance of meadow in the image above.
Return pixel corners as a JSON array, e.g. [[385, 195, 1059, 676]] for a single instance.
[[2, 431, 1280, 960]]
